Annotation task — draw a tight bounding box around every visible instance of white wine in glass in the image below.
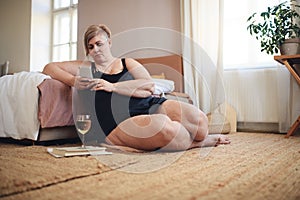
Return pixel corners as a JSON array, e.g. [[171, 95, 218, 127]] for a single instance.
[[76, 115, 91, 148]]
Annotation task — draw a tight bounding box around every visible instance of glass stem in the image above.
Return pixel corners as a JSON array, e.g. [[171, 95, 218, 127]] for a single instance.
[[82, 134, 85, 148]]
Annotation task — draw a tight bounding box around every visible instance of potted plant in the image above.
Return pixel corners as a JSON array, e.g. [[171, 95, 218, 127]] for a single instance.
[[247, 0, 300, 55]]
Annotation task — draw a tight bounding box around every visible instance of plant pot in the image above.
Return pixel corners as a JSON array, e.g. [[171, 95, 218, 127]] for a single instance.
[[280, 38, 300, 55]]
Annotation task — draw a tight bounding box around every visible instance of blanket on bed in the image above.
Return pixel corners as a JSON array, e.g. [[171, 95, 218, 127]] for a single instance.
[[37, 79, 74, 128], [0, 72, 50, 140]]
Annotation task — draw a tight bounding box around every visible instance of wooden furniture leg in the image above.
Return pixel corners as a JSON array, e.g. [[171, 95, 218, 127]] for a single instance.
[[282, 60, 300, 85], [285, 116, 300, 138]]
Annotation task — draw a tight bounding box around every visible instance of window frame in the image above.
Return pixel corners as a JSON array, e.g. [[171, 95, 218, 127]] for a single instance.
[[51, 0, 78, 62]]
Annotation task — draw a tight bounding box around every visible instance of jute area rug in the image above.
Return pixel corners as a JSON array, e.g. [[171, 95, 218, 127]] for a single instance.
[[0, 132, 300, 200]]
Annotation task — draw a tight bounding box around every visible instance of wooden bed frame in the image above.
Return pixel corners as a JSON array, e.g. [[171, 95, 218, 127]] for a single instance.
[[37, 54, 190, 142], [136, 54, 184, 92]]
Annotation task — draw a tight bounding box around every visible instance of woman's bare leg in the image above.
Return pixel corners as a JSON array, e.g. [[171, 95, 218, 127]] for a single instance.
[[156, 100, 209, 141], [106, 114, 195, 151], [105, 109, 230, 151]]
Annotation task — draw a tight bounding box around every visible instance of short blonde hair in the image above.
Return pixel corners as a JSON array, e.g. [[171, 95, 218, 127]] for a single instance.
[[83, 24, 111, 56]]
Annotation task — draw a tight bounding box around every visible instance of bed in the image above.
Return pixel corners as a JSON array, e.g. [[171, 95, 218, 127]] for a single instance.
[[0, 54, 192, 142]]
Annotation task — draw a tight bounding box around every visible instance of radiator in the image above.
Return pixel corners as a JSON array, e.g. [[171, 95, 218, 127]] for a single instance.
[[223, 68, 279, 125], [223, 66, 300, 133]]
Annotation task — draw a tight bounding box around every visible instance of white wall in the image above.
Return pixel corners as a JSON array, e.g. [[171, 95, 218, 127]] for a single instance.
[[77, 0, 181, 60], [0, 0, 31, 73]]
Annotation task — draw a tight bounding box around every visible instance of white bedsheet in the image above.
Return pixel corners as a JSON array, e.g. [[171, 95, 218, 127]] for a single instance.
[[0, 72, 50, 140]]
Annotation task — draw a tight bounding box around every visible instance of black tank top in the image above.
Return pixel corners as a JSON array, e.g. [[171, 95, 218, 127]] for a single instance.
[[93, 58, 167, 136]]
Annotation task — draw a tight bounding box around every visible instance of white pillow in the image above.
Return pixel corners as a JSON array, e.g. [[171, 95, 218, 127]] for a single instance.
[[152, 78, 175, 95]]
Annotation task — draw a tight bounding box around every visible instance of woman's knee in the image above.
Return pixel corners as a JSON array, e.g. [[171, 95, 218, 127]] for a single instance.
[[158, 120, 188, 145], [191, 110, 208, 141], [158, 120, 195, 150], [199, 110, 208, 126]]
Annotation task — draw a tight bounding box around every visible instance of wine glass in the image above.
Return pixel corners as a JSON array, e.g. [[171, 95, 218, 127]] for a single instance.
[[75, 114, 91, 148]]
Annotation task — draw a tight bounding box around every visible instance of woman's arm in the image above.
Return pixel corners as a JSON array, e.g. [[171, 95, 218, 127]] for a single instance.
[[93, 58, 155, 98], [42, 60, 86, 86], [112, 79, 155, 98]]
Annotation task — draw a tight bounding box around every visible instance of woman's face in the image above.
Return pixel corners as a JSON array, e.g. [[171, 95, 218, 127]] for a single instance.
[[88, 34, 111, 62]]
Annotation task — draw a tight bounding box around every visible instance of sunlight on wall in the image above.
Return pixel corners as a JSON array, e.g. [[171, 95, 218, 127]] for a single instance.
[[30, 0, 51, 72]]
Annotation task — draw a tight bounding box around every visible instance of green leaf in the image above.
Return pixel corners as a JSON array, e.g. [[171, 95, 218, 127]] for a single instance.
[[247, 13, 256, 21]]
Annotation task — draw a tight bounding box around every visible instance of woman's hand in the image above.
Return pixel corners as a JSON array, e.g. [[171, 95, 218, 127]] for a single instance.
[[74, 76, 96, 90], [91, 78, 114, 92]]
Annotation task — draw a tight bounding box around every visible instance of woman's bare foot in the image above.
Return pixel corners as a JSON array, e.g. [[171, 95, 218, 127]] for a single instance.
[[203, 134, 231, 147], [191, 134, 231, 148]]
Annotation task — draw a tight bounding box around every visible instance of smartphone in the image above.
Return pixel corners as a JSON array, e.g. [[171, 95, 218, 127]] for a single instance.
[[79, 67, 93, 79]]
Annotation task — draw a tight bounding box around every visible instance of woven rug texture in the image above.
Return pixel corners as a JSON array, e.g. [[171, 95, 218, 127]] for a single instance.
[[0, 132, 300, 200]]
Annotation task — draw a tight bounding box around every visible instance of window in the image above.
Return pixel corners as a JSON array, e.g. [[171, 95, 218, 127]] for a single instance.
[[223, 0, 282, 69], [52, 0, 78, 62]]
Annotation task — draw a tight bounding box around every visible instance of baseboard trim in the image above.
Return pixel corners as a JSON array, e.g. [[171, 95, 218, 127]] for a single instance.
[[237, 122, 279, 133]]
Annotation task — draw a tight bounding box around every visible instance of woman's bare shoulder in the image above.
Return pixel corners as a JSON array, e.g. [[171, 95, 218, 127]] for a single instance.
[[123, 58, 151, 79], [124, 58, 143, 69]]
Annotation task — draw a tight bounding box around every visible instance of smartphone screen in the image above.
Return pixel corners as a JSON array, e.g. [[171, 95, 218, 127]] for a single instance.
[[79, 67, 93, 79]]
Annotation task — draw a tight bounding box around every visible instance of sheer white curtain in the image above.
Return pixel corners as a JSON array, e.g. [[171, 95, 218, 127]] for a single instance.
[[180, 0, 225, 113]]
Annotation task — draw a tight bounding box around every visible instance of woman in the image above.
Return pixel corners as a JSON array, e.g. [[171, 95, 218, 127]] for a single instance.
[[43, 24, 230, 151]]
